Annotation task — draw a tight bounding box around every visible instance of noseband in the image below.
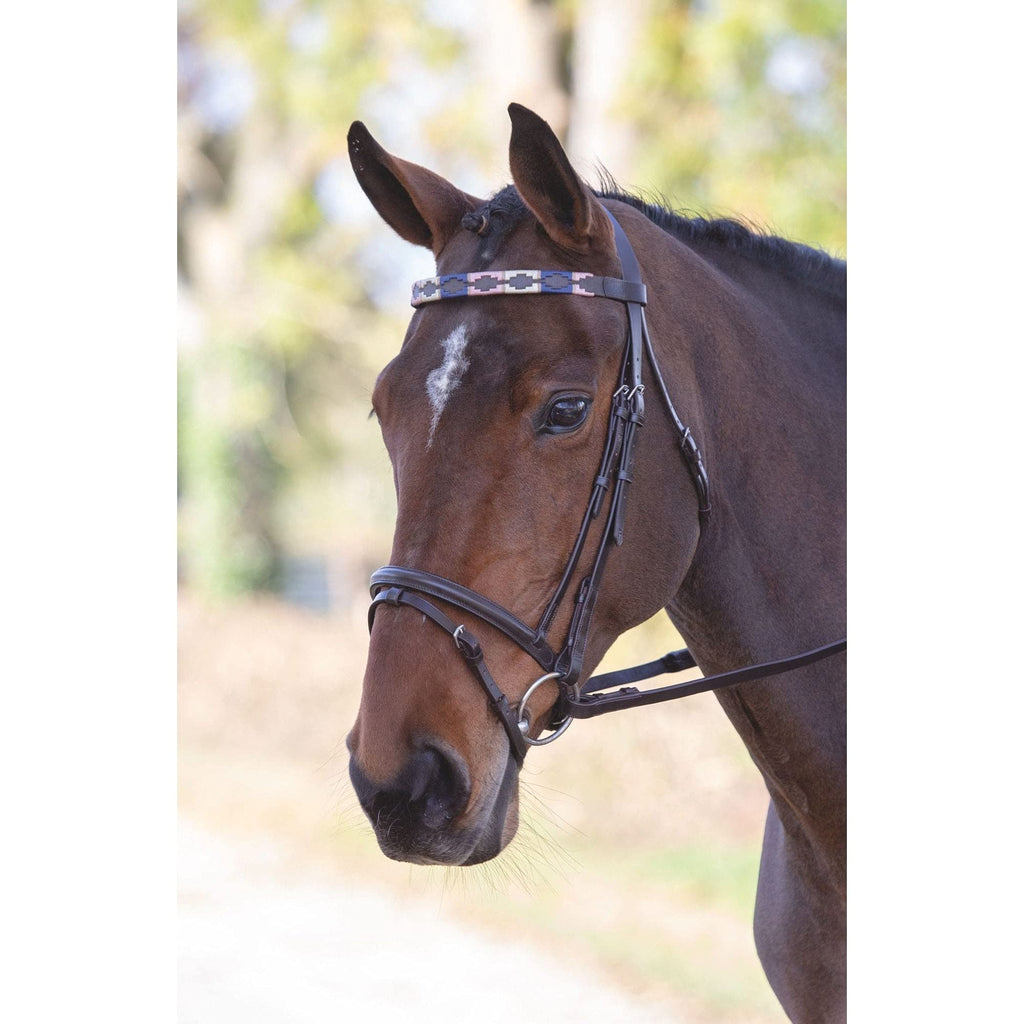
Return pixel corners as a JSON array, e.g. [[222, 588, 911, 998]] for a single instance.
[[368, 208, 845, 763]]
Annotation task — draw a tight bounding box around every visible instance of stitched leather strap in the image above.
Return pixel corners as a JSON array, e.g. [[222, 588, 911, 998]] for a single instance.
[[563, 640, 847, 719], [369, 586, 530, 763], [410, 270, 647, 307], [580, 647, 698, 693], [370, 566, 558, 670]]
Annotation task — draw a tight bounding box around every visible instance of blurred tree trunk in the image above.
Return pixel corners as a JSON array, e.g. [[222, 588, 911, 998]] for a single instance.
[[460, 0, 654, 186], [461, 0, 570, 177], [178, 29, 316, 597], [566, 0, 653, 184]]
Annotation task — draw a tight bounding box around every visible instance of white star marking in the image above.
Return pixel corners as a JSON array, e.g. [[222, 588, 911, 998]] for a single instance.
[[425, 323, 470, 447]]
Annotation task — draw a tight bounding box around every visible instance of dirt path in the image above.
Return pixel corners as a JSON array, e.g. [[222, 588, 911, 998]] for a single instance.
[[178, 592, 783, 1022], [179, 819, 679, 1023]]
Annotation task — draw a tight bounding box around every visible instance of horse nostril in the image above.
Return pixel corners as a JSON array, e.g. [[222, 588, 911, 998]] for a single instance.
[[405, 748, 438, 802], [406, 746, 469, 830], [349, 744, 470, 835]]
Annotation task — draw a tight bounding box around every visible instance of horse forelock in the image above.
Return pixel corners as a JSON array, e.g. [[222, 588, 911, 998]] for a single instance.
[[459, 186, 531, 266]]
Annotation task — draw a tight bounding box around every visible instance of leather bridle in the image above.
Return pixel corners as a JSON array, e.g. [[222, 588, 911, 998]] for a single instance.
[[368, 208, 846, 764]]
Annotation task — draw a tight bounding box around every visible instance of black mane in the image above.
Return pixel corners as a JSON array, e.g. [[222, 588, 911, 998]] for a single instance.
[[472, 183, 846, 297]]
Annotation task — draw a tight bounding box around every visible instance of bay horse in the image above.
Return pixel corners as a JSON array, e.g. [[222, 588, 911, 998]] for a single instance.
[[345, 104, 846, 1022]]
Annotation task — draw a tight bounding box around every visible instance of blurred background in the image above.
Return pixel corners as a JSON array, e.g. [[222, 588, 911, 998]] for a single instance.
[[177, 0, 844, 1020]]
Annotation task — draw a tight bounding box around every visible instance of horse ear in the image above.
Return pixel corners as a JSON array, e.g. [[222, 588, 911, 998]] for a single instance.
[[348, 121, 482, 257], [507, 103, 613, 254]]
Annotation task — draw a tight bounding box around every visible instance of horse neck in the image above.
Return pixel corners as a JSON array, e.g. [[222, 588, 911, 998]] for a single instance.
[[670, 241, 846, 644], [649, 227, 847, 859]]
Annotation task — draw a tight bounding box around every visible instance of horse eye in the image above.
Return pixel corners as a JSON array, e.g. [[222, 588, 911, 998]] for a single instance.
[[544, 395, 591, 433]]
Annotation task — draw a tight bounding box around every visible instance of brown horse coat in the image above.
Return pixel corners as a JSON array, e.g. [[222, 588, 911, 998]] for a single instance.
[[346, 104, 846, 1022]]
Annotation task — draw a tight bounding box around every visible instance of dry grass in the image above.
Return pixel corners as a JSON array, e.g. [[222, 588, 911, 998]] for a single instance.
[[178, 587, 786, 1022]]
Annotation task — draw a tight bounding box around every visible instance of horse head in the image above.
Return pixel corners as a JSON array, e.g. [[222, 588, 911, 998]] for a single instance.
[[345, 105, 704, 865]]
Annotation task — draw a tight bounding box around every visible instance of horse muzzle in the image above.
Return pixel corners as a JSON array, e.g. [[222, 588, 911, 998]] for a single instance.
[[347, 737, 519, 865]]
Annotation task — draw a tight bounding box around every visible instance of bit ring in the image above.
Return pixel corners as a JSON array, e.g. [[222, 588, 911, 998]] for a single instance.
[[516, 672, 579, 747]]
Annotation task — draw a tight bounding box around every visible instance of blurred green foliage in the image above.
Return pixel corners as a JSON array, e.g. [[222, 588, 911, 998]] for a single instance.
[[631, 843, 762, 915], [177, 0, 844, 600], [631, 0, 845, 250]]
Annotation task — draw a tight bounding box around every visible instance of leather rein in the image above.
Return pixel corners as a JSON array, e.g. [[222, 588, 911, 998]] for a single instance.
[[368, 208, 846, 764]]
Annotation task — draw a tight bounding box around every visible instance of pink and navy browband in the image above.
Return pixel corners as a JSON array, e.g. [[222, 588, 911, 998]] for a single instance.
[[410, 269, 647, 308]]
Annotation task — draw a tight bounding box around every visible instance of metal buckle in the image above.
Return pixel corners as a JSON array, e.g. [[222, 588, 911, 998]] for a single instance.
[[452, 623, 481, 661], [516, 672, 580, 747]]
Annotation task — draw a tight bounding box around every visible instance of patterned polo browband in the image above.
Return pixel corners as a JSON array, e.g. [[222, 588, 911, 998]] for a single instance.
[[410, 269, 647, 308]]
